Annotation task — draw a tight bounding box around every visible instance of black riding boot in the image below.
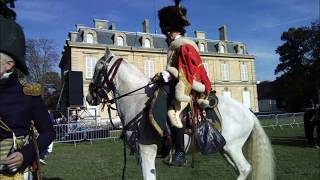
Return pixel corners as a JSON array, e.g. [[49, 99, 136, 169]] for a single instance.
[[171, 127, 186, 166]]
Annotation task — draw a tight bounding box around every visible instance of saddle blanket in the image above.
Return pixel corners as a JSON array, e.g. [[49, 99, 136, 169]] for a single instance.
[[149, 86, 222, 137]]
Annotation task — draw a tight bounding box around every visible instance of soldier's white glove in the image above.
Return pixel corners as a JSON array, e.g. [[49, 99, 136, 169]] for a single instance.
[[161, 70, 172, 83]]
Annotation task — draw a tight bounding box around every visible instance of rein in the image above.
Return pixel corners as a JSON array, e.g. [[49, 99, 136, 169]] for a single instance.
[[102, 81, 157, 105]]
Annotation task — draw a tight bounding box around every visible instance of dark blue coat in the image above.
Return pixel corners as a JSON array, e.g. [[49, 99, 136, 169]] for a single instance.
[[0, 74, 55, 169]]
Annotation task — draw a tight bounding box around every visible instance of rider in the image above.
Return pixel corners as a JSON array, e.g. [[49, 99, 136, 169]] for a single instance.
[[158, 0, 211, 166]]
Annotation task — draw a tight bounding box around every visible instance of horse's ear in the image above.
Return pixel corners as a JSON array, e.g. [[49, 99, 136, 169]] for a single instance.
[[104, 46, 112, 58]]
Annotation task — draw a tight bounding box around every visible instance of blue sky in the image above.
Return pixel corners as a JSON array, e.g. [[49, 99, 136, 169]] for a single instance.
[[14, 0, 319, 81]]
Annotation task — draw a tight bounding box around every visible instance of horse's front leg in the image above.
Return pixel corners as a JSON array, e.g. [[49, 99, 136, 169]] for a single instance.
[[139, 144, 157, 180]]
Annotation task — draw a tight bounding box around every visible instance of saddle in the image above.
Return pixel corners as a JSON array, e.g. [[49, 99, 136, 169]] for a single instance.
[[148, 85, 224, 156]]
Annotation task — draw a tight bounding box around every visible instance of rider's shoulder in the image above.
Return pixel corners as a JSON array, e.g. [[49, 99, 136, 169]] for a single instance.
[[19, 80, 43, 96]]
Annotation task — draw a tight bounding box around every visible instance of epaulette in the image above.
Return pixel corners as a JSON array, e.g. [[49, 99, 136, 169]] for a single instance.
[[19, 80, 43, 96]]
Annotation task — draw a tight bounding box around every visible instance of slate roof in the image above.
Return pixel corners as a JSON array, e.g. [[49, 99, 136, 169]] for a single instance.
[[71, 27, 248, 55]]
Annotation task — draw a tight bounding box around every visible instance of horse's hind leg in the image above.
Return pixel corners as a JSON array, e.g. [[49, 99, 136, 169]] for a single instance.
[[224, 145, 251, 180], [139, 144, 157, 180]]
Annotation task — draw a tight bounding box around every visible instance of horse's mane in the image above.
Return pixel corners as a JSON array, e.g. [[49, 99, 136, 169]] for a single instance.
[[104, 47, 150, 84]]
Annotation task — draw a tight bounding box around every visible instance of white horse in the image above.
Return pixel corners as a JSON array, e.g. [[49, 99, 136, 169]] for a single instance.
[[86, 49, 275, 180]]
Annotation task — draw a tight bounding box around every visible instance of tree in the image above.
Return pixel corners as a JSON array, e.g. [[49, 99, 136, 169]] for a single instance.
[[25, 38, 59, 83], [0, 0, 17, 20], [274, 21, 320, 112], [257, 81, 274, 100], [25, 38, 61, 110]]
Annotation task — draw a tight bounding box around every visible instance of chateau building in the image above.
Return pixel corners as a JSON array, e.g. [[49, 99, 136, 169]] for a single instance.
[[59, 19, 259, 120]]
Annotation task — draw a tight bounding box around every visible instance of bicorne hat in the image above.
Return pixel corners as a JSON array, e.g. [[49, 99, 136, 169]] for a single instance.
[[158, 0, 190, 35], [0, 15, 29, 75]]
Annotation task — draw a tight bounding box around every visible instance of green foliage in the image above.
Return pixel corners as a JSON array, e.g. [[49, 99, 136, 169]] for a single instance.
[[257, 81, 275, 99], [41, 127, 319, 179], [274, 21, 320, 111], [0, 0, 17, 20]]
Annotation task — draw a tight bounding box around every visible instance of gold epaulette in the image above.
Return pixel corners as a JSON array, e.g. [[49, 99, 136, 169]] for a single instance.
[[19, 80, 43, 96]]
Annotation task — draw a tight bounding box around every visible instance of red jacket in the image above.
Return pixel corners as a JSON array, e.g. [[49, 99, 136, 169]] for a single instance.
[[178, 44, 211, 94]]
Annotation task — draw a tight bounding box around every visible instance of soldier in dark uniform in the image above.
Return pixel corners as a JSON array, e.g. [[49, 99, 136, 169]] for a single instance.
[[0, 15, 55, 179]]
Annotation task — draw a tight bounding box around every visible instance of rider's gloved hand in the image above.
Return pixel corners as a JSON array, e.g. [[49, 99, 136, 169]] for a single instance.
[[161, 70, 172, 83], [151, 71, 172, 83]]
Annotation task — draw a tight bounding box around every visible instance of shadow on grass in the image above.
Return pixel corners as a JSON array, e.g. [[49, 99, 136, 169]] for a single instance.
[[43, 177, 64, 180], [271, 136, 312, 148]]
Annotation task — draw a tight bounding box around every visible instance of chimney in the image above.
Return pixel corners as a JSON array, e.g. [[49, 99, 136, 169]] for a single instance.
[[194, 31, 206, 39], [69, 32, 78, 42], [142, 19, 149, 33], [93, 19, 108, 29], [109, 22, 116, 30], [75, 24, 86, 31], [219, 25, 228, 41]]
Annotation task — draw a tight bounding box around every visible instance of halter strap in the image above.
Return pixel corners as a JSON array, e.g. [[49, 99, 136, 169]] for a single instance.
[[107, 58, 123, 83]]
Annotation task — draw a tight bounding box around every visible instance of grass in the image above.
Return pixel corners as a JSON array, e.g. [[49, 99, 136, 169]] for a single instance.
[[42, 127, 319, 180]]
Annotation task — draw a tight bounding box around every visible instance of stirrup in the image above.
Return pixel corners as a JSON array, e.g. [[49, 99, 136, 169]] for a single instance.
[[168, 109, 183, 128]]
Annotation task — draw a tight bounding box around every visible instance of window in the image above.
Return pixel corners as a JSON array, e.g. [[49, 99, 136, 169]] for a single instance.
[[242, 91, 251, 109], [221, 63, 229, 81], [144, 60, 154, 78], [223, 91, 231, 98], [87, 33, 93, 43], [86, 56, 97, 79], [144, 39, 151, 48], [199, 43, 205, 52], [240, 64, 248, 81], [203, 62, 209, 76], [117, 36, 124, 46], [239, 46, 244, 54], [218, 44, 225, 53]]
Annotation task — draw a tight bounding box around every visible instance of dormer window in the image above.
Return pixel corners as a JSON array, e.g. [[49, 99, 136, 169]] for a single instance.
[[117, 36, 124, 46], [83, 30, 97, 44], [86, 33, 93, 43], [218, 43, 225, 53], [235, 44, 245, 54], [114, 33, 127, 47], [199, 43, 205, 52], [141, 36, 153, 48], [239, 46, 244, 54], [144, 38, 151, 48]]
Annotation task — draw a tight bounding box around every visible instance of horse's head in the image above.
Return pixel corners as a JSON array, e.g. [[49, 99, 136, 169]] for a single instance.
[[86, 47, 114, 106]]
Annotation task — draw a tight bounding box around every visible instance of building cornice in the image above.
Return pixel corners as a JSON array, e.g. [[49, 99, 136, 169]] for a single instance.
[[67, 41, 168, 54], [213, 81, 257, 85], [200, 52, 255, 59]]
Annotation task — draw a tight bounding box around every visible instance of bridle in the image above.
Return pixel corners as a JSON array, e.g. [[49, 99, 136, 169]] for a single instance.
[[89, 56, 122, 105]]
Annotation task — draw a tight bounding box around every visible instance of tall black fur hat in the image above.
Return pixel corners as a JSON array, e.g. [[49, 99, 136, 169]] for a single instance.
[[0, 15, 28, 75], [158, 0, 190, 35]]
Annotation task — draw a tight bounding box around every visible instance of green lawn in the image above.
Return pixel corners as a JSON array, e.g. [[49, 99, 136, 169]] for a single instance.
[[42, 127, 319, 180]]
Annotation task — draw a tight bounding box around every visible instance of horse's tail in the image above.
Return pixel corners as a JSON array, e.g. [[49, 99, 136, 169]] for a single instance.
[[244, 116, 275, 180]]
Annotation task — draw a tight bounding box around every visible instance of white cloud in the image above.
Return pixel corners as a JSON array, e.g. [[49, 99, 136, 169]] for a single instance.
[[15, 0, 65, 22], [252, 51, 279, 62], [249, 17, 316, 32], [251, 50, 280, 80]]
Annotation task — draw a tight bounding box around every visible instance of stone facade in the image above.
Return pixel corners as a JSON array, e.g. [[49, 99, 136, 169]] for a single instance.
[[59, 19, 259, 120]]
